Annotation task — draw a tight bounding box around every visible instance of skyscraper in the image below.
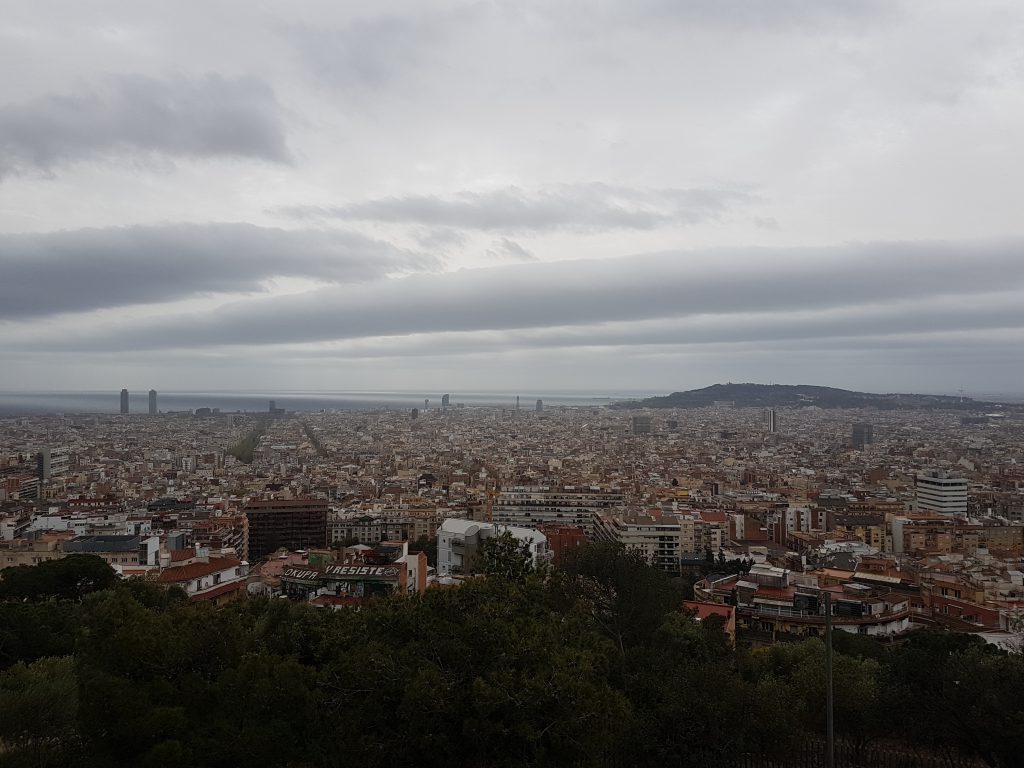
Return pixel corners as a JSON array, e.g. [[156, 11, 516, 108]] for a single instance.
[[852, 422, 874, 449], [441, 393, 451, 407], [536, 399, 543, 413], [632, 415, 652, 435], [120, 389, 129, 415], [149, 389, 158, 416], [765, 408, 777, 433]]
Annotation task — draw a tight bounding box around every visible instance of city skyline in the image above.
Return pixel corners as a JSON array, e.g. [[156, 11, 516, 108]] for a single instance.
[[3, 2, 1024, 393]]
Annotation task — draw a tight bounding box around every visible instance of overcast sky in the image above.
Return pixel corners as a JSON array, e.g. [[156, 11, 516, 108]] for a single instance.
[[2, 1, 1023, 396]]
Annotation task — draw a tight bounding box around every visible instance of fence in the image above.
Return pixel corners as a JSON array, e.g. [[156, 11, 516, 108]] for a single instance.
[[600, 740, 987, 768]]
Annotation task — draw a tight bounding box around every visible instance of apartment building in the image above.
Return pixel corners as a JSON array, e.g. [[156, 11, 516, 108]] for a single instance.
[[593, 512, 696, 573], [492, 486, 624, 537], [243, 498, 329, 561]]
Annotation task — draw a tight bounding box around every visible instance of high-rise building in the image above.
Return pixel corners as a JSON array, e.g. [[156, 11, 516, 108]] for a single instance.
[[441, 393, 451, 407], [765, 408, 777, 433], [36, 447, 71, 482], [268, 400, 276, 413], [120, 389, 129, 415], [915, 471, 968, 516], [410, 408, 419, 419], [851, 422, 874, 449], [148, 389, 158, 416], [243, 498, 329, 561], [535, 399, 543, 413], [632, 415, 652, 435]]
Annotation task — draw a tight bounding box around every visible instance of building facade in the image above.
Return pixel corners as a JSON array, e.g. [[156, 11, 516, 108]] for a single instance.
[[915, 471, 968, 516], [244, 498, 329, 561], [492, 486, 623, 537]]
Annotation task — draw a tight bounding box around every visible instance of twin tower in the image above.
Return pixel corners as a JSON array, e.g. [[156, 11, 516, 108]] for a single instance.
[[120, 388, 158, 415]]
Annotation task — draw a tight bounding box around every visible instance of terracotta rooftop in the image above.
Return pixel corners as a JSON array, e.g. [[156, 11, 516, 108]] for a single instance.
[[158, 557, 241, 583]]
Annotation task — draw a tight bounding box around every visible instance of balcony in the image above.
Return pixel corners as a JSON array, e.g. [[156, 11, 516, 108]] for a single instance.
[[742, 602, 912, 626]]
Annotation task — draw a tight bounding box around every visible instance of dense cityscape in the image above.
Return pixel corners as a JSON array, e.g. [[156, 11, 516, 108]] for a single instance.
[[2, 387, 1023, 765]]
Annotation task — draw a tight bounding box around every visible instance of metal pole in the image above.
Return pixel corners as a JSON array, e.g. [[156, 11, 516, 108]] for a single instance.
[[824, 591, 835, 768]]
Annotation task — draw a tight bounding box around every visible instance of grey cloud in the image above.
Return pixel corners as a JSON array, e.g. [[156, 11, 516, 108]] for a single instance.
[[280, 183, 756, 233], [0, 223, 435, 319], [235, 297, 1024, 362], [486, 238, 536, 262], [414, 227, 467, 250], [23, 238, 1024, 352], [0, 74, 289, 177]]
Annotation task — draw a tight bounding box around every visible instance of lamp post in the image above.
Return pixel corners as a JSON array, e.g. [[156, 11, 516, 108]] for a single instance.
[[824, 591, 835, 768]]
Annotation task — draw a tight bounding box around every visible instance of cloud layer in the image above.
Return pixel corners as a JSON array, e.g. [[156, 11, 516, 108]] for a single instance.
[[0, 74, 288, 177], [281, 184, 754, 233], [11, 238, 1024, 353], [0, 223, 434, 318]]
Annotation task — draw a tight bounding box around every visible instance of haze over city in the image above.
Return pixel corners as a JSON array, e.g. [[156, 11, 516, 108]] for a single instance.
[[1, 1, 1023, 393]]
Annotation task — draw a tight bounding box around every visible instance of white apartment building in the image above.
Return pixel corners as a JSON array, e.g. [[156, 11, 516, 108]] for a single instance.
[[592, 512, 696, 573], [492, 486, 624, 537], [436, 518, 550, 576], [915, 471, 968, 516]]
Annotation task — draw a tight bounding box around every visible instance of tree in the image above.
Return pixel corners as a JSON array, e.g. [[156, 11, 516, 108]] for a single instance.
[[882, 633, 1024, 766], [0, 656, 80, 768], [477, 531, 535, 581], [745, 639, 885, 754], [407, 535, 437, 568], [0, 555, 116, 602], [557, 542, 679, 654]]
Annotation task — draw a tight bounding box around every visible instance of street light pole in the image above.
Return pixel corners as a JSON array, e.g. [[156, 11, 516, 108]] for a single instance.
[[824, 591, 835, 768]]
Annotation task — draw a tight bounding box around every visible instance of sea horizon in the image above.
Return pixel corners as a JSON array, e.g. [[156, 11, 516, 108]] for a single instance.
[[0, 389, 656, 416]]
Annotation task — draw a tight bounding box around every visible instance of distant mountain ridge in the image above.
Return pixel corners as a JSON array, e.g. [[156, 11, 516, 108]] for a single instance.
[[623, 383, 1007, 410]]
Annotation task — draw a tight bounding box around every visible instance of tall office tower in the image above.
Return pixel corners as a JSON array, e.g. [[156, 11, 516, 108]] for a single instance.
[[915, 471, 968, 516], [851, 422, 874, 449], [632, 415, 652, 435], [269, 400, 276, 413], [148, 389, 158, 416], [410, 408, 419, 419], [765, 408, 777, 433], [441, 393, 451, 407], [536, 399, 543, 413], [120, 389, 129, 415]]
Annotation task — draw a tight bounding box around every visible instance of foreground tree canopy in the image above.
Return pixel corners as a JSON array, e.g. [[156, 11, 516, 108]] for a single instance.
[[0, 548, 1021, 768]]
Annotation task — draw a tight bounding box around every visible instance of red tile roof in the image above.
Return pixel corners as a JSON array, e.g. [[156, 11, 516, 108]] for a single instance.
[[191, 580, 246, 601], [158, 557, 241, 583]]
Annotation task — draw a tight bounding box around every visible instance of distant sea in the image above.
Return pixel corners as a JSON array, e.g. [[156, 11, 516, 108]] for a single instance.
[[0, 390, 653, 416]]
